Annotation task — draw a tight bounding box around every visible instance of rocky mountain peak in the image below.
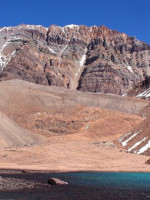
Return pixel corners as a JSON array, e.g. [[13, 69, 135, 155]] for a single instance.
[[0, 24, 150, 95]]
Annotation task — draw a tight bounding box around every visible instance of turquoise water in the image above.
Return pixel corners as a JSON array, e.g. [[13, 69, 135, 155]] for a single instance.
[[53, 172, 150, 190], [1, 172, 150, 199]]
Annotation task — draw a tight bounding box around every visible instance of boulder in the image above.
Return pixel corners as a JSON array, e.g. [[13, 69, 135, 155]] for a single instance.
[[145, 159, 150, 164], [47, 178, 68, 185]]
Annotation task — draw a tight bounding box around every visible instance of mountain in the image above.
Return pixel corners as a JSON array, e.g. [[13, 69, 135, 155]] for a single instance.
[[0, 24, 150, 171], [0, 24, 150, 95]]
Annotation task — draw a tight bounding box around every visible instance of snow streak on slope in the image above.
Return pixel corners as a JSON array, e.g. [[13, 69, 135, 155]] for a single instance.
[[48, 46, 55, 54], [126, 65, 134, 74], [119, 131, 132, 142], [127, 137, 147, 152], [121, 130, 141, 147], [61, 45, 68, 56], [120, 128, 150, 155], [137, 140, 150, 155], [0, 42, 16, 70], [136, 88, 150, 98], [75, 48, 87, 77]]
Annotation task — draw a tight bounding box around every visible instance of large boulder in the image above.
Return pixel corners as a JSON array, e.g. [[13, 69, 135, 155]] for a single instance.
[[47, 178, 68, 185]]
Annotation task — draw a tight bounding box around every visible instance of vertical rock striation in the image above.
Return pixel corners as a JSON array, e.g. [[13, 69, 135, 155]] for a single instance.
[[0, 24, 150, 94]]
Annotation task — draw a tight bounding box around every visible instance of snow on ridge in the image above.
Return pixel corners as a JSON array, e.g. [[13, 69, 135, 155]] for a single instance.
[[137, 140, 150, 155], [59, 24, 80, 33], [0, 25, 48, 34], [0, 27, 7, 33], [0, 27, 15, 33], [121, 130, 141, 147], [127, 137, 147, 152], [64, 24, 79, 29], [25, 25, 48, 30], [17, 25, 48, 31]]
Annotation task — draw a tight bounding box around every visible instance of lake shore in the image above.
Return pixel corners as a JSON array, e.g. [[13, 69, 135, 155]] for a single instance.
[[1, 170, 150, 200]]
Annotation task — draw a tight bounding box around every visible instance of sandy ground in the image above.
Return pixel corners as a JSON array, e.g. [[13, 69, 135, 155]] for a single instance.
[[0, 133, 150, 172]]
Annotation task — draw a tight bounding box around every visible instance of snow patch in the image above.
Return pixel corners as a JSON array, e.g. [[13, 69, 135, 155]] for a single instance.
[[122, 93, 127, 97], [17, 25, 48, 31], [75, 48, 87, 77], [89, 27, 93, 32], [65, 24, 79, 29], [79, 54, 86, 67], [136, 88, 150, 98], [0, 27, 15, 32], [126, 65, 134, 73], [119, 131, 132, 142], [121, 130, 141, 147], [61, 45, 68, 56], [0, 41, 16, 70], [136, 140, 150, 154], [26, 25, 45, 29], [127, 137, 147, 152], [0, 27, 7, 33], [48, 46, 55, 54]]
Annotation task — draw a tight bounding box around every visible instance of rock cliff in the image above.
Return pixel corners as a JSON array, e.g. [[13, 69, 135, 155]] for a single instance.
[[0, 24, 150, 94]]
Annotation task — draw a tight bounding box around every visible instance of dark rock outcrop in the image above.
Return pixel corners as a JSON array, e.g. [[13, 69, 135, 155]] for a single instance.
[[145, 159, 150, 164]]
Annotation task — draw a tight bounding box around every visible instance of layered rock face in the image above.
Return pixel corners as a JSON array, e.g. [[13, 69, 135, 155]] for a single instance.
[[0, 24, 150, 94]]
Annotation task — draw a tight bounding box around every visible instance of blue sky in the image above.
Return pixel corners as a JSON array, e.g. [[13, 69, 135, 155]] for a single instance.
[[0, 0, 150, 44]]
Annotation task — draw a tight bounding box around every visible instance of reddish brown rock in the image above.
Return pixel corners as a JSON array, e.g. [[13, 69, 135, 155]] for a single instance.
[[0, 24, 150, 94]]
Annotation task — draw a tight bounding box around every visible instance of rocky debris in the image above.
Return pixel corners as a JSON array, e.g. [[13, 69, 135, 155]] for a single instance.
[[0, 24, 150, 94], [47, 178, 68, 185], [0, 110, 44, 148], [0, 176, 36, 190], [21, 170, 28, 173], [92, 141, 115, 147]]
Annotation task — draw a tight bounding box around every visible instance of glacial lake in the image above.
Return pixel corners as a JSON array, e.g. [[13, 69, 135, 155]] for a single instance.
[[1, 171, 150, 199]]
